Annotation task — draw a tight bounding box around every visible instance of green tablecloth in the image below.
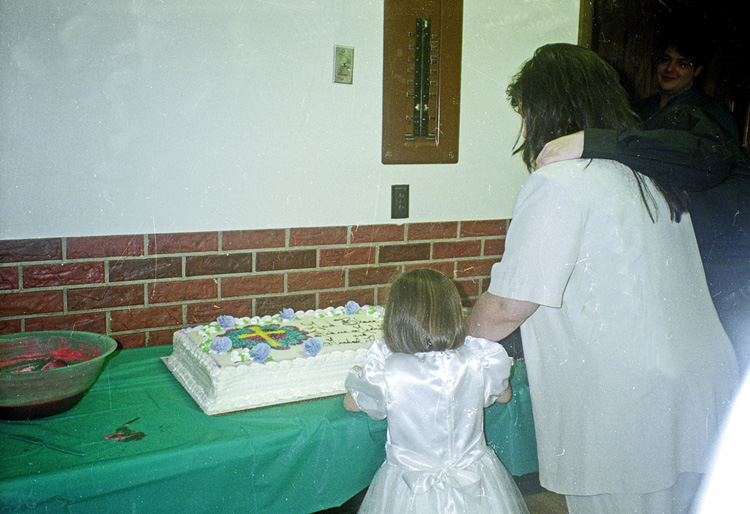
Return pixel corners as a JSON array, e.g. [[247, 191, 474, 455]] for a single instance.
[[0, 346, 537, 514]]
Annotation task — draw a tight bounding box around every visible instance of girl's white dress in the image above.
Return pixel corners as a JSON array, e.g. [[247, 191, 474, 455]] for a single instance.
[[345, 336, 530, 514]]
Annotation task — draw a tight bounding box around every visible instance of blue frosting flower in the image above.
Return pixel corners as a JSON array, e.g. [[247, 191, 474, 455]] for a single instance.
[[251, 343, 271, 363], [210, 336, 232, 354], [345, 301, 360, 315], [279, 308, 296, 321], [303, 338, 323, 357], [217, 315, 235, 329]]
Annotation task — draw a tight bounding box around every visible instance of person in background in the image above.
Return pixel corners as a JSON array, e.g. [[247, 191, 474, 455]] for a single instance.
[[636, 26, 739, 142], [344, 268, 529, 514], [468, 43, 738, 514]]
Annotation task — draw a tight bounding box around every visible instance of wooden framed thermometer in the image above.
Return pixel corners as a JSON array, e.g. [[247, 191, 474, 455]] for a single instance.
[[382, 0, 463, 164]]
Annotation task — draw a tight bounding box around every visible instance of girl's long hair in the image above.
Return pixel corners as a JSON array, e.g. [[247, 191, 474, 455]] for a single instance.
[[506, 43, 689, 222], [383, 269, 466, 354]]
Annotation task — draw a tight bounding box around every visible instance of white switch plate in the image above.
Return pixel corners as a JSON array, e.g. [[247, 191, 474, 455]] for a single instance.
[[333, 45, 354, 84]]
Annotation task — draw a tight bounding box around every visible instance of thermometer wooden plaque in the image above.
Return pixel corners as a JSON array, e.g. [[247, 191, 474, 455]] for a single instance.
[[382, 0, 463, 164]]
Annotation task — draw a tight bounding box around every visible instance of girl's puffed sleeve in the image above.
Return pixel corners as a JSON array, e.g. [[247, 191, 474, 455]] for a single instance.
[[464, 336, 512, 407], [344, 339, 391, 420]]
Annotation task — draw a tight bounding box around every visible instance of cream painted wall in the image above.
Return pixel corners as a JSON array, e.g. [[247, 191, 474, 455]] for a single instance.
[[0, 0, 579, 239]]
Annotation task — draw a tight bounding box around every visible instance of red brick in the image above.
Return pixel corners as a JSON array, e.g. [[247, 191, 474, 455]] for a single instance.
[[222, 229, 286, 251], [67, 235, 144, 259], [24, 262, 105, 288], [0, 319, 22, 334], [68, 284, 144, 311], [376, 285, 392, 305], [186, 299, 254, 325], [407, 222, 458, 241], [460, 220, 507, 238], [148, 232, 218, 255], [221, 274, 285, 298], [254, 294, 315, 318], [379, 243, 430, 263], [290, 226, 348, 247], [255, 250, 316, 272], [0, 220, 516, 344], [110, 305, 183, 332], [404, 261, 454, 278], [25, 312, 107, 333], [287, 270, 345, 292], [113, 332, 146, 349], [0, 238, 62, 264], [433, 240, 482, 260], [186, 253, 254, 276], [109, 257, 182, 282], [146, 328, 176, 347], [319, 246, 376, 267], [148, 279, 218, 304], [318, 288, 376, 309], [0, 290, 63, 317], [350, 224, 404, 244], [483, 238, 505, 256], [455, 258, 497, 278], [454, 278, 481, 298], [0, 267, 19, 290], [349, 266, 401, 287]]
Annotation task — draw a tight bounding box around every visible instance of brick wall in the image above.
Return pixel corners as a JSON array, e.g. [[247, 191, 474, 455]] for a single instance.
[[0, 220, 507, 349]]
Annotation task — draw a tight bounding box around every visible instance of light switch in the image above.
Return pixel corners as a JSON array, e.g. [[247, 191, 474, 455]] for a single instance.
[[333, 45, 354, 84]]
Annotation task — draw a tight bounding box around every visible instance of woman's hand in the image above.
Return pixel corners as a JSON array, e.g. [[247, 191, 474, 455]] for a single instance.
[[535, 131, 584, 169]]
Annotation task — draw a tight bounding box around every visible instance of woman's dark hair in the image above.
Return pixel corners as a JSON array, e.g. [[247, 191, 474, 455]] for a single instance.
[[506, 43, 689, 222], [383, 269, 466, 354]]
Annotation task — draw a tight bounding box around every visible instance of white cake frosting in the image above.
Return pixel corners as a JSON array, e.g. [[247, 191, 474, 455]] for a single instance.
[[164, 304, 383, 415]]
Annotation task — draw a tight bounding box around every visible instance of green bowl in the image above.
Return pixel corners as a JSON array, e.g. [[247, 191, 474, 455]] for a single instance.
[[0, 331, 118, 420]]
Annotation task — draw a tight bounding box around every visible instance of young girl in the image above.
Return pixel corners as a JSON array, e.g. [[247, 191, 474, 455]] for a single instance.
[[343, 269, 529, 514]]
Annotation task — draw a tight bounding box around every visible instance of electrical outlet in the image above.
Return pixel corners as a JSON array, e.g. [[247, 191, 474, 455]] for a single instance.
[[391, 184, 409, 219]]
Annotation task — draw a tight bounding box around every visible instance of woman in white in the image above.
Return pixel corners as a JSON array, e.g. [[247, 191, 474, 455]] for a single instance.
[[468, 43, 738, 514]]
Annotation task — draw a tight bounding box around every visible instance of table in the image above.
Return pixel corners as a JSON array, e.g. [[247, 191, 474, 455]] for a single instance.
[[0, 346, 538, 514]]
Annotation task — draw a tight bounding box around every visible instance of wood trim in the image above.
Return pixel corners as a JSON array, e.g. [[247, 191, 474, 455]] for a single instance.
[[577, 0, 594, 48]]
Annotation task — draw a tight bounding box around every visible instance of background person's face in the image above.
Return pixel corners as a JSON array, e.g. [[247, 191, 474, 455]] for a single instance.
[[656, 45, 702, 98]]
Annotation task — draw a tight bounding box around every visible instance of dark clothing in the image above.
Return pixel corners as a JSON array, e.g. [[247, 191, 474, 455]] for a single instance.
[[583, 105, 750, 374], [636, 87, 741, 143], [690, 174, 750, 376], [583, 106, 749, 191]]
